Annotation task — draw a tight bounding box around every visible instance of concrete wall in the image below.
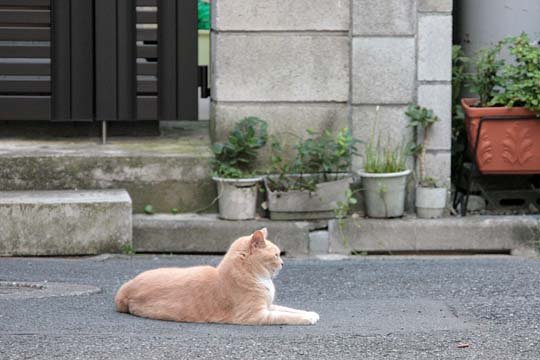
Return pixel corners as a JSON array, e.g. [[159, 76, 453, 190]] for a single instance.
[[212, 0, 452, 186]]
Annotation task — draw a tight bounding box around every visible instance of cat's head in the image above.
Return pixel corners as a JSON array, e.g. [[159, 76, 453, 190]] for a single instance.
[[232, 228, 283, 279]]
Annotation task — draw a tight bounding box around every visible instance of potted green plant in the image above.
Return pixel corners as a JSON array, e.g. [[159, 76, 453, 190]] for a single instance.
[[264, 128, 359, 220], [462, 33, 540, 174], [406, 104, 447, 219], [211, 117, 268, 220], [358, 107, 410, 218]]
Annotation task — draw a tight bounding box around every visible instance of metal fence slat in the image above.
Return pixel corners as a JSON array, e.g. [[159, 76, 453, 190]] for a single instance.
[[51, 0, 69, 121], [117, 0, 136, 120]]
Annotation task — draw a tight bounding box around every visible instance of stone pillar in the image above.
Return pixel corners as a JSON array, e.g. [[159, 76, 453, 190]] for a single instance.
[[417, 0, 453, 187], [350, 0, 417, 171], [211, 0, 350, 145], [351, 0, 453, 188]]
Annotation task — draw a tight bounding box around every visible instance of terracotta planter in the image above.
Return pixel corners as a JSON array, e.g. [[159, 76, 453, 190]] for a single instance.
[[461, 98, 540, 174]]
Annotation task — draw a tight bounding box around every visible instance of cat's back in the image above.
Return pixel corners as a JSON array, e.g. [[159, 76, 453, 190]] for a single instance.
[[125, 265, 219, 297], [115, 265, 225, 322]]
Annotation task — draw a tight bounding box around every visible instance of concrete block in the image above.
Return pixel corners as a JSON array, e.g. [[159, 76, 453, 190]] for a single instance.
[[215, 0, 350, 31], [0, 190, 132, 256], [467, 195, 487, 212], [352, 37, 416, 104], [418, 84, 452, 150], [133, 214, 312, 256], [213, 34, 349, 102], [424, 151, 451, 187], [418, 15, 452, 81], [329, 216, 540, 255], [352, 0, 415, 36], [309, 231, 330, 254], [418, 0, 453, 13], [211, 102, 348, 142], [351, 105, 413, 169]]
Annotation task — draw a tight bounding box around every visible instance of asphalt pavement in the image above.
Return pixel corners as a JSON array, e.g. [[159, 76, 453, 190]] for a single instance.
[[0, 254, 539, 359]]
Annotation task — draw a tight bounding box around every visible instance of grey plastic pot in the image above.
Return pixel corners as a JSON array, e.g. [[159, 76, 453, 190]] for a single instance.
[[415, 186, 447, 219], [358, 170, 411, 218], [264, 173, 353, 220], [212, 176, 262, 220]]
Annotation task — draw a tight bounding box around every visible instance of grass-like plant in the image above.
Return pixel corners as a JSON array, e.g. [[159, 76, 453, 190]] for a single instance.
[[363, 107, 408, 174]]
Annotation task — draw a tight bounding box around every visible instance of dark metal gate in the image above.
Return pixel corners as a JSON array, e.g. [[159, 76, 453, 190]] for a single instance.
[[0, 0, 198, 125]]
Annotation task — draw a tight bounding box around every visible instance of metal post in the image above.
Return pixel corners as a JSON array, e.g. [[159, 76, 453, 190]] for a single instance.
[[102, 121, 107, 145]]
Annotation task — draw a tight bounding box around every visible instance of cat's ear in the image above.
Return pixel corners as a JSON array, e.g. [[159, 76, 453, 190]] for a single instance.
[[260, 228, 268, 239], [250, 230, 266, 251]]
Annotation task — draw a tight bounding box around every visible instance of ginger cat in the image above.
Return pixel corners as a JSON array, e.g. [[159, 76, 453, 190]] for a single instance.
[[115, 228, 319, 325]]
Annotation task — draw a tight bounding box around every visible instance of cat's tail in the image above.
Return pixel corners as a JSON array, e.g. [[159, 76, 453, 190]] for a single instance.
[[114, 281, 131, 313]]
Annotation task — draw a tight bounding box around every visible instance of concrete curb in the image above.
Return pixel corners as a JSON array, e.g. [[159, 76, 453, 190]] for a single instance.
[[329, 215, 540, 257], [133, 214, 323, 256], [134, 214, 540, 257]]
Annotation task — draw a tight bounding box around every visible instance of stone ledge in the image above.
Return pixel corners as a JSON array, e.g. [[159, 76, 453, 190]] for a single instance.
[[0, 137, 215, 213], [133, 214, 316, 256], [329, 215, 540, 256]]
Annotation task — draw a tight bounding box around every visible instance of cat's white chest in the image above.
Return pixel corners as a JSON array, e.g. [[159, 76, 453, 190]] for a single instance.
[[258, 277, 275, 303]]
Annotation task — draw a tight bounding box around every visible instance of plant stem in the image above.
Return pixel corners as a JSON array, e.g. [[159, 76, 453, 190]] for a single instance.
[[420, 127, 429, 182]]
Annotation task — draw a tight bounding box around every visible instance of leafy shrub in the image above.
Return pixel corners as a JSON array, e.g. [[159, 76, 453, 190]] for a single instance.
[[405, 104, 439, 186], [490, 33, 540, 113], [269, 128, 360, 191], [211, 117, 268, 178], [467, 33, 540, 113]]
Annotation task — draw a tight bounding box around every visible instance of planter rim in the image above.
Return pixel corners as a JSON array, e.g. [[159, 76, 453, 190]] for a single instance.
[[461, 98, 539, 117], [356, 169, 411, 178], [212, 176, 263, 184], [416, 185, 447, 190], [264, 173, 353, 193]]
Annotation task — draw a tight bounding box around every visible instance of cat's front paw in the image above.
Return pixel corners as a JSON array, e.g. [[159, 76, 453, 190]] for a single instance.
[[304, 311, 320, 325]]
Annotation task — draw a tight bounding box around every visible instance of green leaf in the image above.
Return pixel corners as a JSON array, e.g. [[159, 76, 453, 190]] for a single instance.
[[144, 204, 155, 215]]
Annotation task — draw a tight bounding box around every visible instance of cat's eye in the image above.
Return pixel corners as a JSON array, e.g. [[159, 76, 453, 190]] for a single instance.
[[275, 254, 279, 258]]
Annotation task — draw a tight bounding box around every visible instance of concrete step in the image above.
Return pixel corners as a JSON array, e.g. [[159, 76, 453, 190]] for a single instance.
[[0, 190, 132, 256], [133, 214, 323, 256], [0, 129, 215, 214], [329, 215, 540, 256]]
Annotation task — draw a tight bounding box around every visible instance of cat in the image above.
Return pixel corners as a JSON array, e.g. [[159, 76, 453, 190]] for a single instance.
[[115, 228, 319, 325]]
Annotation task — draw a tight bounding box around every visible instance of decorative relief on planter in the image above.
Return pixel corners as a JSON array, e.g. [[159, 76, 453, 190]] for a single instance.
[[461, 98, 540, 174], [477, 132, 493, 167], [501, 122, 533, 166]]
